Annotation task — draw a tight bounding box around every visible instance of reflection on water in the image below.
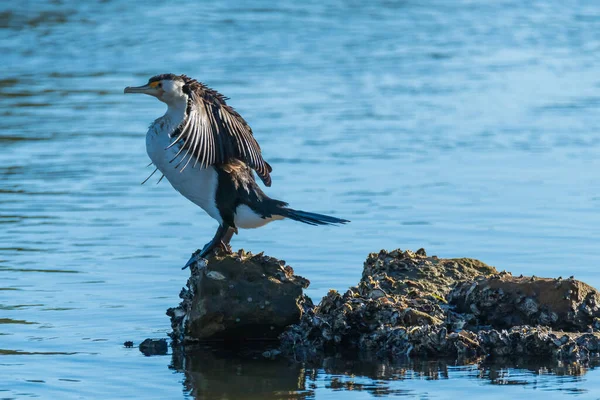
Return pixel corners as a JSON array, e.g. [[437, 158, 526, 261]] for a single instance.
[[172, 345, 311, 399], [3, 0, 600, 398], [170, 345, 600, 399]]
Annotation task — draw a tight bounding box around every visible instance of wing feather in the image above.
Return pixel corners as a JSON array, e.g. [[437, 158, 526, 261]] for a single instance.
[[167, 76, 272, 186]]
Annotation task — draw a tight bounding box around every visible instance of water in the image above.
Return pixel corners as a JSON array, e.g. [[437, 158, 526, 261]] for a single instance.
[[2, 0, 600, 398]]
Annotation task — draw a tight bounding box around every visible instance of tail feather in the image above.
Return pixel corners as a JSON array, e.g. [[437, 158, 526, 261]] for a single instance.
[[281, 208, 349, 226]]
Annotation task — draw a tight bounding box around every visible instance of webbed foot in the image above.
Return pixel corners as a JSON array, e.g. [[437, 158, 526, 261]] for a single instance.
[[182, 240, 232, 270]]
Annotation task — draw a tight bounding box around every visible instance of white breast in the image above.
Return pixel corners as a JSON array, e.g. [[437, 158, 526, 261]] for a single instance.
[[146, 118, 222, 224]]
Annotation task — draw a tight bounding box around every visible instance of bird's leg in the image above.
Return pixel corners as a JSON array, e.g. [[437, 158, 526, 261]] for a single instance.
[[220, 227, 236, 253], [182, 225, 232, 270], [213, 226, 236, 254]]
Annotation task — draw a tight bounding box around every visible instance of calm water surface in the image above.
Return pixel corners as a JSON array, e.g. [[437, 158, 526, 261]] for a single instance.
[[2, 0, 600, 398]]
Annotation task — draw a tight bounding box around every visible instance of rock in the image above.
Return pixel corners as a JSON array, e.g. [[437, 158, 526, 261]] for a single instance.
[[167, 246, 600, 366], [167, 249, 310, 343], [448, 274, 600, 331], [139, 338, 168, 356], [280, 249, 498, 361], [363, 249, 498, 299], [477, 327, 600, 362], [279, 248, 600, 364]]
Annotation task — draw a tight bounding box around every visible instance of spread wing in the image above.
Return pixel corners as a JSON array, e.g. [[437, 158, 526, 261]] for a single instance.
[[168, 77, 272, 186]]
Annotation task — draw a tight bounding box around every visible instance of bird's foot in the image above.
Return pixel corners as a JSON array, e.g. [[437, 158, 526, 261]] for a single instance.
[[182, 250, 203, 270], [182, 240, 232, 270], [182, 242, 212, 270]]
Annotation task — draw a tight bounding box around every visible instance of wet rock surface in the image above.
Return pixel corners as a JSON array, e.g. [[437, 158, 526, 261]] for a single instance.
[[168, 247, 600, 365], [168, 250, 310, 343]]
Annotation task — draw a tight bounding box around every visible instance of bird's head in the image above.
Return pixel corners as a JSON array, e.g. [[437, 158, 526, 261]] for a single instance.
[[124, 74, 187, 106]]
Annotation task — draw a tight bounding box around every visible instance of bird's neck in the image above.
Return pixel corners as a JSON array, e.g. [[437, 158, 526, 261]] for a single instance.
[[164, 100, 187, 125]]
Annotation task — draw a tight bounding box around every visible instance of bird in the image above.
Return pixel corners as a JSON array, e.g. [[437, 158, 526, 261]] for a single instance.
[[124, 74, 349, 268]]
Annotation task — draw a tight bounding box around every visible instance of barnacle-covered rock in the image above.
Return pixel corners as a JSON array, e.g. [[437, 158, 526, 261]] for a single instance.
[[168, 247, 600, 366], [477, 326, 600, 362], [363, 248, 498, 299], [448, 274, 600, 331], [280, 248, 497, 361], [167, 249, 310, 343]]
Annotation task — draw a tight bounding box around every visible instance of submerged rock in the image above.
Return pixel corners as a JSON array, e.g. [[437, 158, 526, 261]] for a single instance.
[[139, 338, 168, 356], [167, 250, 310, 343]]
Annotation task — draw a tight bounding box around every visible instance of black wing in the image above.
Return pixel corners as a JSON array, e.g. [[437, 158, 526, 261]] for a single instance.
[[168, 77, 272, 187]]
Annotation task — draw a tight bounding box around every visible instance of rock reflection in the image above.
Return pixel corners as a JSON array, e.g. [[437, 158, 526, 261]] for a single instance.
[[321, 356, 453, 381], [172, 346, 599, 399], [170, 344, 313, 400], [477, 357, 598, 385], [319, 357, 450, 397]]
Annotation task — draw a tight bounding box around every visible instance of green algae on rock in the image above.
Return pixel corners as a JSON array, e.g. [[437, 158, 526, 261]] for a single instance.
[[362, 248, 498, 299]]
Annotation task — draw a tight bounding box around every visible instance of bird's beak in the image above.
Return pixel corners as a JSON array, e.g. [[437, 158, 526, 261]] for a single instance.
[[124, 83, 157, 96]]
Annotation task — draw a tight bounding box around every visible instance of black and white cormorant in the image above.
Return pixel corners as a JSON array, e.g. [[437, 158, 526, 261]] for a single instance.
[[124, 74, 348, 268]]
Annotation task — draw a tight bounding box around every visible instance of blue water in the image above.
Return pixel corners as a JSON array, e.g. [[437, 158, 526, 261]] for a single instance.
[[2, 0, 600, 398]]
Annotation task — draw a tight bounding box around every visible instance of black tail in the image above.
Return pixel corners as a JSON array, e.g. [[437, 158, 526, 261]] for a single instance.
[[281, 208, 349, 226]]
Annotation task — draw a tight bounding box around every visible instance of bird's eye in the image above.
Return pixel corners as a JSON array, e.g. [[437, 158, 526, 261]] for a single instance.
[[158, 83, 162, 88]]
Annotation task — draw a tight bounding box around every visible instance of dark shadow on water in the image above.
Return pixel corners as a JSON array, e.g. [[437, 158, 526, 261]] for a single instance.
[[169, 344, 600, 399]]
